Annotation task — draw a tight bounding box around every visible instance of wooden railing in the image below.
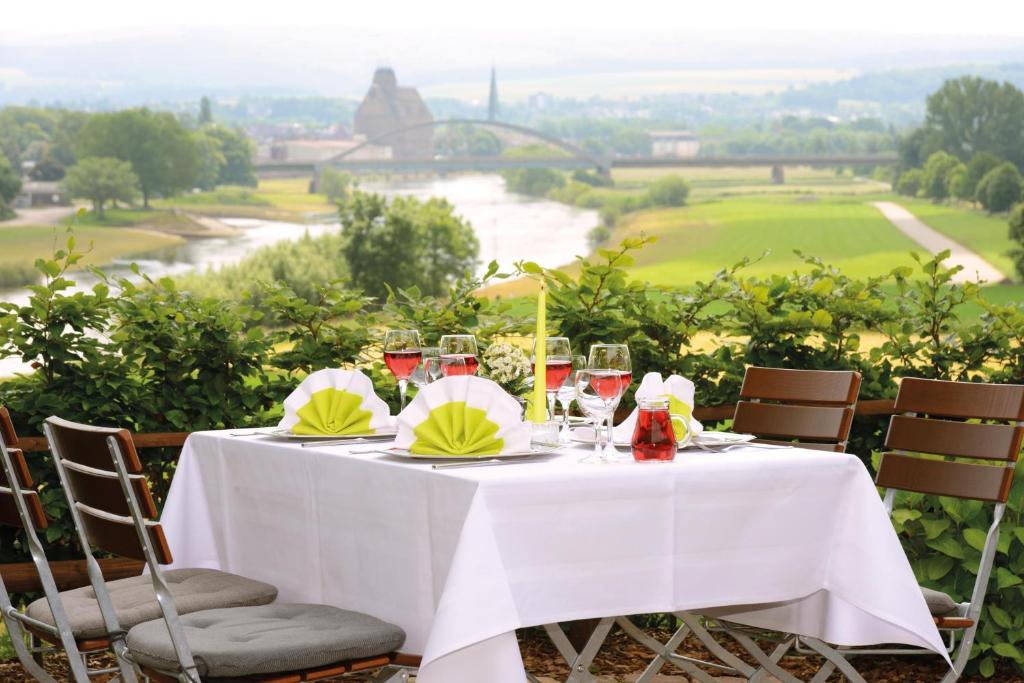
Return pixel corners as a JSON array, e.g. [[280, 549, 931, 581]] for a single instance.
[[3, 399, 899, 594]]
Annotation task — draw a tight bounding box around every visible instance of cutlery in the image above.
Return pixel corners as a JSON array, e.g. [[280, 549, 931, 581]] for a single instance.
[[301, 436, 396, 448], [431, 459, 526, 470]]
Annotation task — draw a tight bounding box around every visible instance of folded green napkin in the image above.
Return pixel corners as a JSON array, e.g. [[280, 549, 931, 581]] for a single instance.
[[280, 370, 394, 436], [409, 401, 504, 456], [292, 388, 374, 435]]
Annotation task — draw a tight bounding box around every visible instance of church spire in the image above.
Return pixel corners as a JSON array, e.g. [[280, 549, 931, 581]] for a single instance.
[[487, 64, 499, 121]]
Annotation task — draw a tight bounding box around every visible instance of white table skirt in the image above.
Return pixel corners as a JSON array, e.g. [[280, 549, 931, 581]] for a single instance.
[[160, 432, 947, 682]]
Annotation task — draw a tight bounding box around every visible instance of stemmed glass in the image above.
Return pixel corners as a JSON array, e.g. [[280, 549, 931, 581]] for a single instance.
[[588, 344, 632, 456], [439, 335, 479, 376], [410, 347, 440, 389], [384, 330, 422, 411], [575, 369, 621, 463], [532, 337, 573, 422], [556, 355, 586, 444]]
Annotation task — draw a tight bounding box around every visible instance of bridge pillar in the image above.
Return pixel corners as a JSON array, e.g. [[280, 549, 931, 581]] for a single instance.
[[310, 165, 321, 194]]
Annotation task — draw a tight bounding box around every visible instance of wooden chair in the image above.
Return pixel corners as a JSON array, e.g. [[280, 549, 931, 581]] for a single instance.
[[732, 366, 862, 452], [0, 407, 132, 682], [45, 416, 410, 683], [799, 377, 1024, 683]]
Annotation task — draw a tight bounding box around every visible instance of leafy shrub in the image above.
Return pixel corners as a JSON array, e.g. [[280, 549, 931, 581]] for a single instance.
[[501, 167, 566, 196], [896, 168, 925, 196], [317, 168, 352, 203], [920, 150, 961, 200], [978, 163, 1024, 213], [645, 174, 690, 207]]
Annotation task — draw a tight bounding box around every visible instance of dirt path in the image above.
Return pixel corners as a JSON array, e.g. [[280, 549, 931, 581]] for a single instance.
[[2, 204, 83, 227], [871, 201, 1006, 284]]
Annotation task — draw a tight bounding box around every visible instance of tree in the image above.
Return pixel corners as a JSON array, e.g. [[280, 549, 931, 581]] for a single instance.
[[976, 163, 1023, 213], [192, 130, 225, 191], [62, 157, 139, 219], [339, 191, 479, 300], [318, 168, 351, 203], [920, 151, 961, 201], [646, 174, 690, 207], [76, 109, 199, 207], [923, 77, 1024, 169], [501, 168, 566, 196], [895, 169, 924, 197], [206, 126, 256, 187], [1009, 203, 1024, 280], [0, 153, 22, 212], [952, 152, 1002, 203], [199, 96, 213, 125]]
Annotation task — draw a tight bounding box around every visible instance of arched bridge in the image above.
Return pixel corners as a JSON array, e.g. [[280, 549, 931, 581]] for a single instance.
[[314, 118, 611, 176]]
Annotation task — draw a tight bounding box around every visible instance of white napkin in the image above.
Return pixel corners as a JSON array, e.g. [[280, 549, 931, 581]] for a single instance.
[[613, 372, 704, 442], [278, 369, 395, 435], [394, 376, 532, 456]]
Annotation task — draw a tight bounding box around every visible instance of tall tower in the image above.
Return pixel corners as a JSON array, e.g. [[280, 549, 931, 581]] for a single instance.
[[487, 65, 500, 121]]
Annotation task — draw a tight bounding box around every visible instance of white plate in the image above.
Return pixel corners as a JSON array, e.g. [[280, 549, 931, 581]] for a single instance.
[[692, 432, 755, 447], [268, 427, 397, 441], [382, 446, 561, 461]]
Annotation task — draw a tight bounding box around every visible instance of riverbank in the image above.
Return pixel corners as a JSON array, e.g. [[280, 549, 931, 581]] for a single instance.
[[0, 223, 185, 288], [155, 178, 336, 222]]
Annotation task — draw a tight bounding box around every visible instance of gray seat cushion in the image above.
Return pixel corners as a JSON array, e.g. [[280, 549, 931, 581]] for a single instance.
[[26, 568, 278, 639], [921, 586, 960, 616], [126, 603, 406, 678]]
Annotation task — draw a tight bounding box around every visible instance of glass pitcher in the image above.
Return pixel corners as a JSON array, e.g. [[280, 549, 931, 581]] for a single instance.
[[631, 398, 691, 462]]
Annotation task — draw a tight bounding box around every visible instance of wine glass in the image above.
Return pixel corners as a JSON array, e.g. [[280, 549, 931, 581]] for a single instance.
[[438, 354, 467, 377], [588, 344, 632, 456], [384, 330, 422, 411], [556, 355, 586, 444], [532, 337, 572, 422], [575, 369, 619, 463], [439, 335, 479, 376], [410, 346, 440, 389]]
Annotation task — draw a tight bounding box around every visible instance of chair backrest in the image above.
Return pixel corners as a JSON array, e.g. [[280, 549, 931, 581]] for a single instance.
[[0, 409, 98, 683], [876, 378, 1024, 503], [732, 367, 862, 452], [44, 416, 172, 564], [45, 416, 197, 681], [0, 407, 46, 530]]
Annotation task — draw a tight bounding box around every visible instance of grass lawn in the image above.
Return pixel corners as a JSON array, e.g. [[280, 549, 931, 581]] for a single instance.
[[618, 194, 926, 285], [156, 179, 333, 220], [892, 198, 1017, 281], [0, 225, 184, 288]]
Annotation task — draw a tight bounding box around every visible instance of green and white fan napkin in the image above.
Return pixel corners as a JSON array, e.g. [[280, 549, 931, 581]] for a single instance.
[[613, 372, 704, 442], [394, 376, 531, 457], [279, 369, 395, 436]]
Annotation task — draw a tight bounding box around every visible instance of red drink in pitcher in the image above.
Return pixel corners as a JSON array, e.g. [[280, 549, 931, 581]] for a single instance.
[[632, 398, 678, 462]]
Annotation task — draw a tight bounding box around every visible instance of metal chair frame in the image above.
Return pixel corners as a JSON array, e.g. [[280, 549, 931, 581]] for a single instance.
[[47, 417, 409, 683]]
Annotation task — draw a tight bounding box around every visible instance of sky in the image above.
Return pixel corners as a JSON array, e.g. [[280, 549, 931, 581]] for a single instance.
[[4, 0, 1024, 39]]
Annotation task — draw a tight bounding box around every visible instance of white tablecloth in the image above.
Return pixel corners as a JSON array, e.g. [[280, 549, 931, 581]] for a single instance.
[[160, 433, 947, 682]]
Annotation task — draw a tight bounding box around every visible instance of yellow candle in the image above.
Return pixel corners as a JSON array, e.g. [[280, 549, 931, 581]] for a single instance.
[[532, 281, 547, 423]]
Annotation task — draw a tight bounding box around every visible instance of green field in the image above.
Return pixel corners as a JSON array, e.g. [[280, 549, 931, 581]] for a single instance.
[[617, 195, 926, 284], [894, 198, 1017, 280], [611, 165, 890, 199], [156, 179, 333, 220]]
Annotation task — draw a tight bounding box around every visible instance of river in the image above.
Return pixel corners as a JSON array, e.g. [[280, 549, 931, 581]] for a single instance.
[[0, 174, 597, 375]]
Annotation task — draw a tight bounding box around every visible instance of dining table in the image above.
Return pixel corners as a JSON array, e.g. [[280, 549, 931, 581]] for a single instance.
[[159, 431, 949, 683]]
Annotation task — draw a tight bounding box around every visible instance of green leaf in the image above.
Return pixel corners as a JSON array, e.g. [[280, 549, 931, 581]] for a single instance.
[[921, 517, 951, 540], [926, 535, 966, 560], [993, 642, 1023, 661], [979, 656, 995, 678], [964, 528, 989, 552], [996, 567, 1022, 589], [811, 309, 833, 328], [925, 555, 955, 581], [989, 605, 1013, 629]]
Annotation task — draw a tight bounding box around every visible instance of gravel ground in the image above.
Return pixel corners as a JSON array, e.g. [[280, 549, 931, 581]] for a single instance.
[[2, 625, 1021, 682]]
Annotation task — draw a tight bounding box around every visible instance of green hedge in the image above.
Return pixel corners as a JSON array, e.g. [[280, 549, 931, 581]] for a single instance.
[[3, 235, 1024, 674]]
